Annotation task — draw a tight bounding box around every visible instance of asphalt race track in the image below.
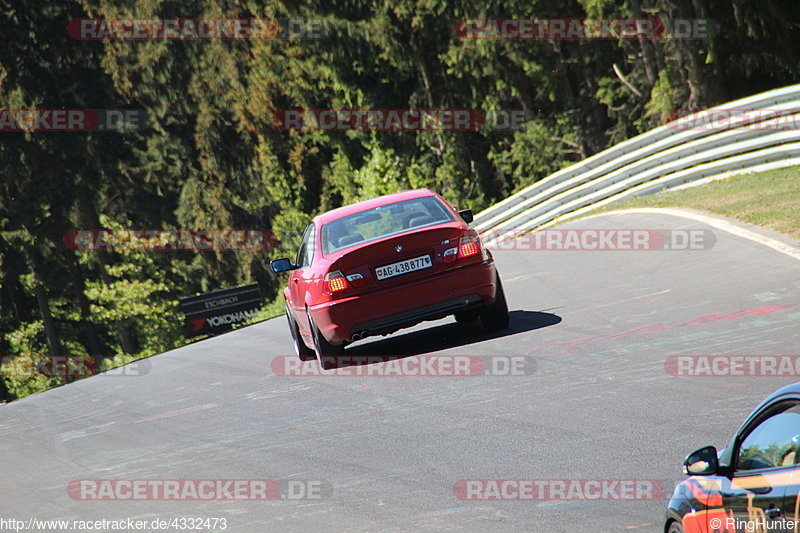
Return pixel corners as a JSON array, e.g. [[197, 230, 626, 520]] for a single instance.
[[2, 210, 799, 532]]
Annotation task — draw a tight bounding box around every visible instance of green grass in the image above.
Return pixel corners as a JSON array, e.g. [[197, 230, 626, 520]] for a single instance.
[[592, 165, 800, 240]]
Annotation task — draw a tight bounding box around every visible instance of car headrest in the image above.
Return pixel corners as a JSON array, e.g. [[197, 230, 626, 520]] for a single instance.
[[407, 215, 435, 228], [337, 233, 364, 248]]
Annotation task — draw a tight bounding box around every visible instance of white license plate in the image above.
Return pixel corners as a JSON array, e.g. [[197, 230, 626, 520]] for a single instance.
[[375, 255, 432, 280]]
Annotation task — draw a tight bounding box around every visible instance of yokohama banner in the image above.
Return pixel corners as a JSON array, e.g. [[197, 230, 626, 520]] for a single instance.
[[179, 283, 263, 338]]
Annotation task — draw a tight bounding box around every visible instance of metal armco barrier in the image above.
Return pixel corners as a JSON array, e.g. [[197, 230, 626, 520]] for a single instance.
[[474, 84, 800, 241]]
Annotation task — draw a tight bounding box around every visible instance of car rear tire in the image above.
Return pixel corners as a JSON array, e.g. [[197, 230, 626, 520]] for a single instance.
[[455, 310, 480, 324], [480, 273, 510, 331], [307, 309, 344, 370], [286, 304, 315, 361], [666, 521, 684, 533]]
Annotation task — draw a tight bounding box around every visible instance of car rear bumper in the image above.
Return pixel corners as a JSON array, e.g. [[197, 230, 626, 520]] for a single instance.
[[351, 294, 485, 339], [310, 259, 497, 345]]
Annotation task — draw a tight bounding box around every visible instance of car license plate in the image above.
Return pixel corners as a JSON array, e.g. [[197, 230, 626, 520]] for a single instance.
[[375, 255, 432, 280]]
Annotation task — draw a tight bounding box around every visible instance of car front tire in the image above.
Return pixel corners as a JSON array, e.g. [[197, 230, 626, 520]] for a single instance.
[[666, 520, 684, 533], [480, 273, 510, 331], [306, 309, 344, 370]]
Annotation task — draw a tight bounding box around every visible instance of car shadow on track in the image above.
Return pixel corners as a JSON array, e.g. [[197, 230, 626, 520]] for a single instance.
[[331, 310, 561, 368]]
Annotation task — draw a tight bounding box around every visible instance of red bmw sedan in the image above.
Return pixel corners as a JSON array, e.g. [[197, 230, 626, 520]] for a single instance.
[[271, 189, 509, 368]]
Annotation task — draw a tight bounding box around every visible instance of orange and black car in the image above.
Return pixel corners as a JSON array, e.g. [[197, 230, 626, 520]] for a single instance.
[[665, 382, 800, 533]]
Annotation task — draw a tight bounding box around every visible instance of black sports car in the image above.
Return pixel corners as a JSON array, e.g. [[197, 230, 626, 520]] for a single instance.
[[665, 382, 800, 533]]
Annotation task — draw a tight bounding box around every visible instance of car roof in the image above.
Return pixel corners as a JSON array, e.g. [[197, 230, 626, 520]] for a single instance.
[[730, 381, 800, 444], [757, 381, 800, 406], [314, 189, 443, 226], [737, 381, 800, 430]]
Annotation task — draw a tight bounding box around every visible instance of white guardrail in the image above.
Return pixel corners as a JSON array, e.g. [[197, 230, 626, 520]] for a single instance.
[[474, 84, 800, 242]]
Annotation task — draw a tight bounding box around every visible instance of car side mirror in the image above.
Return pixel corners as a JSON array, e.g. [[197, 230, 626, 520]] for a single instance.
[[458, 209, 474, 223], [683, 446, 719, 475], [271, 258, 297, 273]]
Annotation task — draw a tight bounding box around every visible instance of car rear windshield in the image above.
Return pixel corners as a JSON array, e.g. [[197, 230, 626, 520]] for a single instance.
[[322, 196, 455, 254]]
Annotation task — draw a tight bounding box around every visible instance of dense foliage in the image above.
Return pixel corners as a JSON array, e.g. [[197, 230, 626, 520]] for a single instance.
[[1, 0, 798, 399]]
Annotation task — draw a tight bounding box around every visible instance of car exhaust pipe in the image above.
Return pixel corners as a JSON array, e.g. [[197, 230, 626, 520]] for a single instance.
[[351, 331, 366, 341]]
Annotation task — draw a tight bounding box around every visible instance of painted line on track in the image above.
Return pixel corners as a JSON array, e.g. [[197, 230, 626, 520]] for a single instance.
[[582, 207, 800, 262]]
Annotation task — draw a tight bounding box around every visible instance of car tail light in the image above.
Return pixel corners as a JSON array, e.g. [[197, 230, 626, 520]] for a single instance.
[[324, 271, 350, 293], [458, 237, 481, 258]]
